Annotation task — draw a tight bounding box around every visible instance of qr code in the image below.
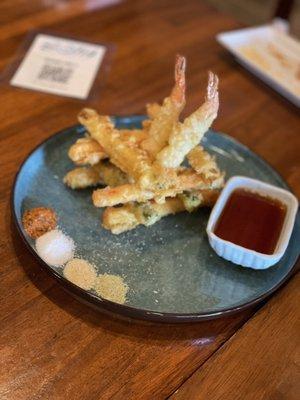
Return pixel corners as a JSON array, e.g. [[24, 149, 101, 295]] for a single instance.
[[37, 64, 73, 84]]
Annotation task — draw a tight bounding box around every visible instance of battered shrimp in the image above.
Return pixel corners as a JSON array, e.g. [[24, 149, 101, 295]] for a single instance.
[[68, 137, 107, 166], [68, 130, 147, 166], [64, 166, 103, 189], [102, 190, 219, 234], [94, 161, 128, 187], [187, 146, 221, 180], [146, 103, 161, 120], [120, 129, 148, 147], [140, 55, 186, 158], [156, 72, 219, 168], [78, 109, 153, 185], [92, 168, 224, 207]]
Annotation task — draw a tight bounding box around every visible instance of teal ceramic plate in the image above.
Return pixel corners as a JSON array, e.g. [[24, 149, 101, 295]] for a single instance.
[[12, 116, 300, 322]]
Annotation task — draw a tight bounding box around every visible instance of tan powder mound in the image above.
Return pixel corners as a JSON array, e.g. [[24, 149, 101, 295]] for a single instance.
[[64, 258, 96, 290], [94, 274, 128, 304]]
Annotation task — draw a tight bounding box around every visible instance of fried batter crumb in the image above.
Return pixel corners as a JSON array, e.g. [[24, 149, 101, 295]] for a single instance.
[[22, 207, 57, 239]]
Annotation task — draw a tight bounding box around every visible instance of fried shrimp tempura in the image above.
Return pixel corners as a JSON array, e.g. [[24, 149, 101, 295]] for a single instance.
[[92, 168, 224, 207], [102, 198, 184, 234], [120, 129, 148, 147], [64, 166, 103, 189], [68, 137, 107, 166], [94, 161, 128, 187], [102, 190, 219, 234], [146, 103, 161, 120], [64, 55, 223, 234], [141, 103, 161, 131], [78, 108, 154, 186], [64, 161, 129, 190], [187, 146, 221, 180], [156, 71, 219, 168], [141, 55, 186, 158], [68, 130, 147, 167]]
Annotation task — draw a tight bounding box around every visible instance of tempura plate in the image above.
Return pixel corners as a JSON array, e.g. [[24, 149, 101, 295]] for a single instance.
[[12, 116, 300, 322]]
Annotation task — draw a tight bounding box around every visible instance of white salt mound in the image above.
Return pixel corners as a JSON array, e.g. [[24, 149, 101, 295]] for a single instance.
[[63, 258, 96, 290], [35, 229, 75, 267]]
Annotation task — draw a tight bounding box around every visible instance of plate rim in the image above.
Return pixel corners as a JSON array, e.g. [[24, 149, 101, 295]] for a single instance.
[[11, 117, 300, 323]]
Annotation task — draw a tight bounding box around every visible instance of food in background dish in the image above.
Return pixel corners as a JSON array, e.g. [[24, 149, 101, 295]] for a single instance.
[[63, 258, 97, 290], [239, 37, 300, 97], [35, 229, 75, 266], [22, 207, 57, 238], [63, 55, 224, 233]]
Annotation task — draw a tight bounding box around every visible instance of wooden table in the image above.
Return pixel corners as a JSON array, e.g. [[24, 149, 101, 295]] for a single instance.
[[0, 1, 299, 399]]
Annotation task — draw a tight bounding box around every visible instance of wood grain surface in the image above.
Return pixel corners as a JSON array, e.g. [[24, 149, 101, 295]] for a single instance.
[[170, 273, 300, 400], [0, 1, 299, 399]]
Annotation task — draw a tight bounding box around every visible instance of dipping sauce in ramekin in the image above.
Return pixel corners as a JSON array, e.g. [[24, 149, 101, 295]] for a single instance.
[[206, 176, 298, 269], [214, 188, 287, 255]]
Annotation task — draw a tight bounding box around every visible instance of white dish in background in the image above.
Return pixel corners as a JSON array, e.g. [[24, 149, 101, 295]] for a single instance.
[[207, 176, 298, 270], [217, 24, 300, 107]]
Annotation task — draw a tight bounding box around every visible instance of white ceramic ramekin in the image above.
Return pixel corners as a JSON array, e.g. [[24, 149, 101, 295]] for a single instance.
[[206, 176, 298, 269]]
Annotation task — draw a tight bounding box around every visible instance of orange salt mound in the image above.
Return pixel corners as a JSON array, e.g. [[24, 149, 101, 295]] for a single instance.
[[22, 207, 57, 239]]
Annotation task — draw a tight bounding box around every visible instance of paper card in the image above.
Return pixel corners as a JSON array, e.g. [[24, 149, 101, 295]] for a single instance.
[[10, 34, 107, 99]]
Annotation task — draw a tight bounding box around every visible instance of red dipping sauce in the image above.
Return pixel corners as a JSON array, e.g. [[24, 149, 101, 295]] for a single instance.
[[214, 188, 287, 254]]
